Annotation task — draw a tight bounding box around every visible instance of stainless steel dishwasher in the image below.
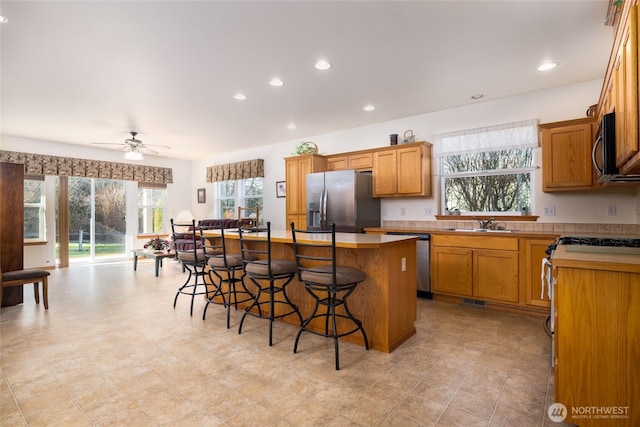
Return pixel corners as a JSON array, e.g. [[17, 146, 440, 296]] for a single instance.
[[387, 232, 431, 298]]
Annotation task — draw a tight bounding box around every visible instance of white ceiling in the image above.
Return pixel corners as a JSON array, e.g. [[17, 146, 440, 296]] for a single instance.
[[0, 1, 613, 161]]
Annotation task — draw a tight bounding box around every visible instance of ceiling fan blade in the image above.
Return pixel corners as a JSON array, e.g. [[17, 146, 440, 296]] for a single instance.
[[139, 146, 160, 155], [91, 142, 127, 147], [143, 144, 171, 150]]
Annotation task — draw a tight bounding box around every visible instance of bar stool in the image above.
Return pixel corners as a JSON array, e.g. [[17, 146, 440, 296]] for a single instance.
[[171, 218, 207, 316], [290, 222, 369, 370], [238, 221, 303, 346], [200, 226, 255, 328]]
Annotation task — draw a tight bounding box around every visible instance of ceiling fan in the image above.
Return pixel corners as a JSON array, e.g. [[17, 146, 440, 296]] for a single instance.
[[91, 131, 171, 160]]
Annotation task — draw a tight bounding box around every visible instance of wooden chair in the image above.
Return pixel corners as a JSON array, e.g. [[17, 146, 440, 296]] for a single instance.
[[1, 265, 50, 309], [238, 206, 259, 227]]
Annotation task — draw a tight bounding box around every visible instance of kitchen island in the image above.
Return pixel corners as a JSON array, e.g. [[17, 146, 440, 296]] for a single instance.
[[552, 244, 640, 426], [202, 229, 418, 353]]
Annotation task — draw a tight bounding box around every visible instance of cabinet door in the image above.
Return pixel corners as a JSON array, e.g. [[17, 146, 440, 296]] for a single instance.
[[523, 239, 554, 308], [541, 119, 596, 191], [287, 214, 306, 231], [372, 150, 397, 196], [473, 250, 519, 303], [326, 156, 347, 171], [397, 146, 422, 194], [431, 246, 473, 297], [348, 153, 373, 170], [285, 158, 303, 215], [617, 6, 639, 168]]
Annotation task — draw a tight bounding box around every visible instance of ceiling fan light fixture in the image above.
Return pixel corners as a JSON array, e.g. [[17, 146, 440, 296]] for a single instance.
[[124, 147, 143, 161]]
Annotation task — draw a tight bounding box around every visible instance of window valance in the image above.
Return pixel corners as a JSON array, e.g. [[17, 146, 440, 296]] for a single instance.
[[206, 158, 264, 182], [433, 119, 539, 157], [0, 150, 173, 184]]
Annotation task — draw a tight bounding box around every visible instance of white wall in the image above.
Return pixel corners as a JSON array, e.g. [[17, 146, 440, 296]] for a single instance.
[[195, 79, 639, 228]]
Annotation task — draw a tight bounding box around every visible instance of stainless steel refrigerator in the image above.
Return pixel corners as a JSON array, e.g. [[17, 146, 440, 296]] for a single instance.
[[306, 170, 380, 232]]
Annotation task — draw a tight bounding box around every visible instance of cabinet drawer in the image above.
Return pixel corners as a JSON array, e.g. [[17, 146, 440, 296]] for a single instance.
[[431, 234, 518, 251]]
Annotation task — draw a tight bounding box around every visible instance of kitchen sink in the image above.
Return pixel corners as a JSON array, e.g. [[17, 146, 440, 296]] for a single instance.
[[445, 228, 517, 233]]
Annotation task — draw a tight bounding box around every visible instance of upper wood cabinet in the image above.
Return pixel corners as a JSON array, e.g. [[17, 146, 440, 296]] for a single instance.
[[326, 152, 373, 171], [372, 142, 433, 197], [284, 154, 326, 230], [326, 155, 348, 171], [597, 2, 640, 175], [617, 5, 640, 173], [540, 117, 599, 192]]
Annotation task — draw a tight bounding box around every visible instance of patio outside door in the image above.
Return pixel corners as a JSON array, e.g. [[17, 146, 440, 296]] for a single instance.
[[63, 177, 127, 262]]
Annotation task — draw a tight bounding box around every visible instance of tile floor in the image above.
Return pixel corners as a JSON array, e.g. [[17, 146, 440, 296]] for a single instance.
[[1, 258, 571, 426]]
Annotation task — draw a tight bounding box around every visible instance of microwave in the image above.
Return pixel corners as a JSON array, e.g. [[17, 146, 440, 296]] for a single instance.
[[591, 112, 640, 183]]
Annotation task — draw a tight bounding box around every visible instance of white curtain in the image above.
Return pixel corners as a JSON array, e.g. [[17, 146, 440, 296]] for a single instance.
[[433, 119, 539, 157]]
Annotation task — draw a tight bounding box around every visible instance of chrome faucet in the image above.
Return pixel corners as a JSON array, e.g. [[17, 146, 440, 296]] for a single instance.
[[478, 217, 495, 230]]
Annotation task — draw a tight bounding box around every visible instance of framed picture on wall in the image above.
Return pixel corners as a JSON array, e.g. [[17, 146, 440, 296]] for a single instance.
[[197, 188, 206, 203], [276, 181, 286, 198]]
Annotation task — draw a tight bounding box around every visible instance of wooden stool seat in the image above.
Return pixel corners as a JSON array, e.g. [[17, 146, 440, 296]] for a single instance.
[[1, 267, 50, 309]]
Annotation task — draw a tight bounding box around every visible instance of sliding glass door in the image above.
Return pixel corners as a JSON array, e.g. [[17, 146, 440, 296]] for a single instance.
[[65, 177, 127, 261]]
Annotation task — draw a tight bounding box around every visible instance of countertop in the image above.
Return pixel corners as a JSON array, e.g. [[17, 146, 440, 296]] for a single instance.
[[551, 244, 640, 273], [202, 229, 419, 249], [365, 227, 560, 239]]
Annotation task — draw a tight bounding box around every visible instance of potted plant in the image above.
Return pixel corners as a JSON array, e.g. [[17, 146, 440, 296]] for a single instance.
[[293, 141, 318, 155], [144, 235, 172, 253], [520, 205, 530, 216]]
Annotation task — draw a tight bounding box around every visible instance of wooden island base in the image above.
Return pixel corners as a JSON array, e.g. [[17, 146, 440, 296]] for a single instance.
[[203, 230, 418, 353]]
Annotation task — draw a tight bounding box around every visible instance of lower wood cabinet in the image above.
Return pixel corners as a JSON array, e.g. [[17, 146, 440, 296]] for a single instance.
[[431, 247, 473, 296], [473, 250, 519, 303], [522, 238, 555, 308], [555, 265, 640, 426], [431, 235, 519, 304]]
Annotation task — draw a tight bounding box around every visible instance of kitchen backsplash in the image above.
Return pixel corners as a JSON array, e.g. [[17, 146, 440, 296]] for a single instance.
[[382, 220, 640, 235]]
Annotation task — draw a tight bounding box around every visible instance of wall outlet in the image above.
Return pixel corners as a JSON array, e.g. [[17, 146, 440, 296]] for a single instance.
[[382, 208, 388, 216], [607, 205, 617, 216], [424, 208, 433, 216], [400, 208, 406, 216], [543, 206, 556, 216], [401, 257, 406, 272]]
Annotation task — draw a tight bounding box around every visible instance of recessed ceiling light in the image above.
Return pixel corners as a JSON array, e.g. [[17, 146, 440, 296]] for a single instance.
[[270, 78, 284, 87], [538, 62, 557, 71], [233, 93, 247, 100], [315, 60, 331, 70], [363, 105, 375, 111], [471, 94, 484, 100], [0, 15, 7, 24], [287, 123, 296, 130]]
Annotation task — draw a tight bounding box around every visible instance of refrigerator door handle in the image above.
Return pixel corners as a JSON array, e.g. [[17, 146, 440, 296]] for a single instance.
[[320, 190, 327, 230]]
